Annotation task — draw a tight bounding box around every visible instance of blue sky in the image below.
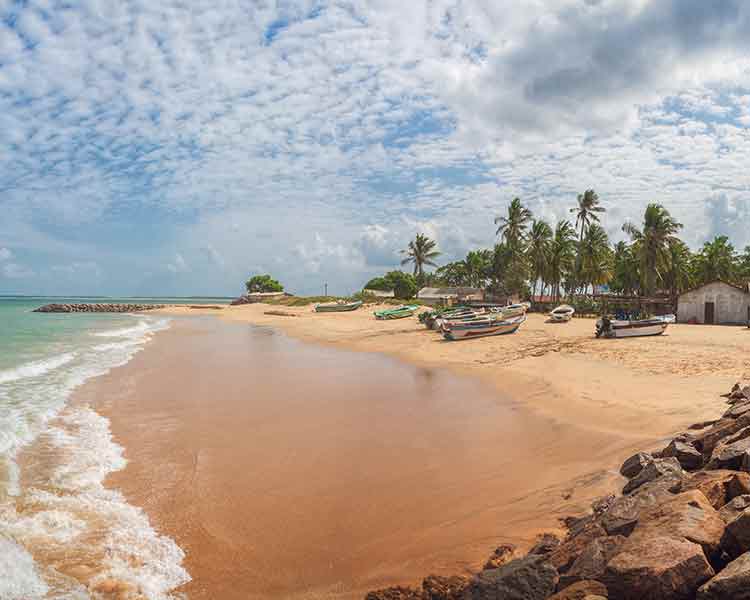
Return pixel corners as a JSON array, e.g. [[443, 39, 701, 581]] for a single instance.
[[1, 0, 750, 296]]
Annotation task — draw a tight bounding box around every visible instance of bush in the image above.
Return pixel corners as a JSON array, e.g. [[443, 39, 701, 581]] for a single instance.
[[364, 277, 391, 291], [245, 274, 284, 294], [384, 271, 418, 299]]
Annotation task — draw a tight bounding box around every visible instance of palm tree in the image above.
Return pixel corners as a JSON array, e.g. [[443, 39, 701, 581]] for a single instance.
[[570, 190, 605, 294], [401, 234, 441, 283], [527, 219, 553, 300], [663, 239, 694, 304], [495, 197, 533, 246], [610, 241, 640, 296], [463, 249, 493, 288], [547, 220, 577, 301], [622, 204, 683, 296], [693, 236, 737, 285], [578, 224, 612, 292]]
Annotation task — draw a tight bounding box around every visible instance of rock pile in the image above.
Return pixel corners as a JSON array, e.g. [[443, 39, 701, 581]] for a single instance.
[[365, 382, 750, 600], [34, 303, 165, 313]]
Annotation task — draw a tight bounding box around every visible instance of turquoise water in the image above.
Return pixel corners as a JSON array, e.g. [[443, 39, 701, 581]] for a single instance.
[[0, 297, 220, 599]]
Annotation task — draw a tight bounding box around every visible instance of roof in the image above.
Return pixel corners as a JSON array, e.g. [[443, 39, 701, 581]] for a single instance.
[[679, 279, 750, 296]]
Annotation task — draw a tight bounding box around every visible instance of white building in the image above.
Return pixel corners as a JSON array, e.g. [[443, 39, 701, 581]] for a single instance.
[[677, 281, 750, 325], [417, 287, 484, 306]]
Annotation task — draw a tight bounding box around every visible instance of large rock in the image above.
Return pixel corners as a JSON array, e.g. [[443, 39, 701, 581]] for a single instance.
[[549, 522, 607, 573], [548, 580, 608, 600], [622, 457, 684, 495], [602, 535, 714, 600], [365, 587, 422, 600], [627, 490, 725, 561], [422, 575, 470, 600], [619, 453, 652, 479], [719, 495, 750, 524], [482, 544, 517, 570], [600, 478, 676, 537], [721, 507, 750, 558], [558, 535, 626, 589], [463, 556, 558, 600], [696, 552, 750, 599], [724, 402, 750, 420], [708, 436, 750, 471], [671, 471, 750, 509], [527, 533, 561, 556], [693, 415, 750, 457], [663, 439, 704, 471]]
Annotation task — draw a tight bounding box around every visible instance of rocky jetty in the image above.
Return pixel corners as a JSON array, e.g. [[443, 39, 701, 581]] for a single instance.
[[34, 303, 165, 313], [365, 382, 750, 600]]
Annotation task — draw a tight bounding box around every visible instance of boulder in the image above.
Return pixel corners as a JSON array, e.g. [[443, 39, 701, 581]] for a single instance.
[[663, 439, 703, 471], [422, 575, 470, 600], [622, 457, 684, 495], [619, 452, 652, 479], [600, 478, 676, 537], [558, 535, 626, 589], [602, 535, 714, 600], [708, 437, 750, 470], [365, 587, 422, 600], [549, 522, 608, 573], [719, 496, 750, 524], [482, 544, 517, 570], [627, 490, 725, 561], [548, 580, 608, 600], [689, 420, 719, 431], [693, 415, 750, 457], [721, 508, 750, 558], [528, 533, 561, 556], [724, 402, 750, 420], [671, 471, 750, 509], [463, 556, 558, 600], [696, 552, 750, 599]]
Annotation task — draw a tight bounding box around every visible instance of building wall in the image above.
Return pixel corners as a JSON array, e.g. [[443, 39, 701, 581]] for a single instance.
[[677, 282, 749, 324]]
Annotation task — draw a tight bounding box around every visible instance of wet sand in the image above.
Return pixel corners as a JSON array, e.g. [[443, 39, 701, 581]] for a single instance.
[[76, 316, 658, 599]]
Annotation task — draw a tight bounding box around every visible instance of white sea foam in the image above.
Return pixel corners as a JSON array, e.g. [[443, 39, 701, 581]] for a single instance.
[[0, 353, 76, 385], [0, 315, 186, 599]]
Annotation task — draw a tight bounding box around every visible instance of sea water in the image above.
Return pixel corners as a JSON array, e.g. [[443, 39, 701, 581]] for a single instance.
[[0, 297, 227, 600]]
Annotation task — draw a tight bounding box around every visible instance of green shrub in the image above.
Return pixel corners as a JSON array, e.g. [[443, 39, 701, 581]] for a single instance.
[[245, 274, 284, 293]]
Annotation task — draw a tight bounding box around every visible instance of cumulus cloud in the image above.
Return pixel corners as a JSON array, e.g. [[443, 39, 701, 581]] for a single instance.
[[0, 248, 11, 262], [166, 253, 189, 274]]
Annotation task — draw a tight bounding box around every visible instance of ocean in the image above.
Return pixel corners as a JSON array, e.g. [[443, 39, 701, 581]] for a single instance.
[[0, 297, 228, 600]]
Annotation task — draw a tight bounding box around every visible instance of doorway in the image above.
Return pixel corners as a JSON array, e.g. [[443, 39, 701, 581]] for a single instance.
[[705, 302, 715, 324]]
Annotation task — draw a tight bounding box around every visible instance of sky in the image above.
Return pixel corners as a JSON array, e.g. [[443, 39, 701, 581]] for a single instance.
[[1, 0, 749, 296]]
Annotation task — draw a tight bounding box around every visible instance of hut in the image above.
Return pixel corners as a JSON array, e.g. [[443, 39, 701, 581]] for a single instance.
[[677, 281, 750, 325]]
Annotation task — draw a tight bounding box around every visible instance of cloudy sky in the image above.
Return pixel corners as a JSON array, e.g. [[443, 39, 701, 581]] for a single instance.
[[1, 0, 749, 296]]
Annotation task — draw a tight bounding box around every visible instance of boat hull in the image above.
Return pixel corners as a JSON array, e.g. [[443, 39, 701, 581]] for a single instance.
[[314, 300, 363, 313], [443, 316, 526, 340], [596, 318, 669, 339], [374, 305, 419, 320], [549, 305, 575, 322]]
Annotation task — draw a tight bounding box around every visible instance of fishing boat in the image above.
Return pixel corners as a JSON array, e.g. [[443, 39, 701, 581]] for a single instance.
[[374, 304, 420, 320], [549, 304, 575, 322], [443, 314, 526, 341], [420, 306, 473, 329], [314, 300, 363, 313], [500, 302, 531, 319], [595, 314, 674, 338]]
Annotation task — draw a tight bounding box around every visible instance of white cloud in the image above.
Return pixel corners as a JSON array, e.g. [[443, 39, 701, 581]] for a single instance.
[[0, 248, 11, 262], [2, 262, 34, 279], [166, 253, 189, 274]]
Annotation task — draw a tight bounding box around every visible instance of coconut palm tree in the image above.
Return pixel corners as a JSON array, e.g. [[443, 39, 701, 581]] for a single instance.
[[463, 249, 493, 288], [622, 204, 683, 296], [693, 236, 737, 285], [663, 239, 694, 304], [401, 234, 441, 284], [578, 223, 612, 293], [527, 219, 553, 300], [610, 241, 640, 296], [495, 197, 533, 246], [547, 220, 577, 302], [570, 190, 605, 293]]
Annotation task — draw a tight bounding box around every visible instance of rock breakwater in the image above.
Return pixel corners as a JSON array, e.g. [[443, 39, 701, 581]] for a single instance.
[[34, 303, 166, 313], [366, 383, 750, 600]]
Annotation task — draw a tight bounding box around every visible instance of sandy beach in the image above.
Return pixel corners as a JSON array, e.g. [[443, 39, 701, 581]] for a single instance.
[[70, 304, 750, 598]]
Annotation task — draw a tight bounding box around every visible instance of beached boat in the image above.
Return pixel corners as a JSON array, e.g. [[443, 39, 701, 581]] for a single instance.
[[314, 300, 363, 313], [549, 304, 575, 322], [595, 314, 674, 338], [374, 304, 420, 320], [500, 302, 531, 319], [443, 314, 526, 341], [420, 306, 473, 329]]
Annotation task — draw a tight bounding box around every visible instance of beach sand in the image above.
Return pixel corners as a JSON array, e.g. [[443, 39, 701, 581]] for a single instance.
[[77, 305, 750, 598]]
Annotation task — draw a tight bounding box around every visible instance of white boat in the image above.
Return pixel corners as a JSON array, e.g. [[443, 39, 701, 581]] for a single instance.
[[595, 315, 671, 339], [549, 304, 575, 322], [500, 302, 531, 319], [443, 315, 526, 341]]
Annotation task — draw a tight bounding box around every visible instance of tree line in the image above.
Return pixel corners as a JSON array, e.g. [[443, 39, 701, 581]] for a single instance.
[[390, 192, 750, 302]]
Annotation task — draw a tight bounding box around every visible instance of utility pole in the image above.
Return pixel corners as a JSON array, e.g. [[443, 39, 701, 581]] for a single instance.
[[324, 283, 328, 297]]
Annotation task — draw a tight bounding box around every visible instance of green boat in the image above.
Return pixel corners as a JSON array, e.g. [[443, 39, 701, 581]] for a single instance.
[[374, 304, 420, 320], [314, 300, 363, 313]]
